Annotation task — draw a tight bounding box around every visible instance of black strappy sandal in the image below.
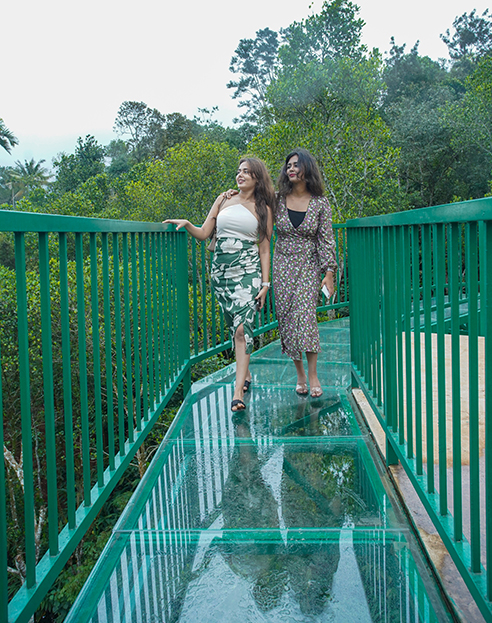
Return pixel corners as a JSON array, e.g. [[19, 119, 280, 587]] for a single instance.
[[243, 379, 251, 393], [231, 399, 246, 412]]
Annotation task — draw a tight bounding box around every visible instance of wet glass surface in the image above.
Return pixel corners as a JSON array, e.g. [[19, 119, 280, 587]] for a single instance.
[[66, 320, 452, 623]]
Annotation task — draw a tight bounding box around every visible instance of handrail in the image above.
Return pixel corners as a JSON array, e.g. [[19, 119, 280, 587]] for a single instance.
[[347, 195, 492, 227], [348, 196, 492, 622], [0, 209, 348, 623]]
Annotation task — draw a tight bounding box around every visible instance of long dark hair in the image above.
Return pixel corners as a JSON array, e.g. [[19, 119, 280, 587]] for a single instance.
[[277, 148, 324, 199], [240, 157, 275, 242]]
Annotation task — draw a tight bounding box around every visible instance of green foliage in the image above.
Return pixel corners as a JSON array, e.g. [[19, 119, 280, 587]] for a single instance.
[[441, 9, 492, 61], [228, 27, 280, 122], [0, 158, 52, 205], [253, 50, 406, 219], [279, 0, 365, 67], [108, 138, 240, 223], [53, 135, 106, 194]]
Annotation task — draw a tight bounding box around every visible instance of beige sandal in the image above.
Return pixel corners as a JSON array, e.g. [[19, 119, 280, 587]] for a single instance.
[[310, 386, 323, 397], [296, 383, 308, 395]]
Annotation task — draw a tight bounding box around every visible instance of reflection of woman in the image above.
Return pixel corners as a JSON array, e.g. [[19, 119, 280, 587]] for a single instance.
[[273, 149, 337, 397], [164, 158, 274, 411]]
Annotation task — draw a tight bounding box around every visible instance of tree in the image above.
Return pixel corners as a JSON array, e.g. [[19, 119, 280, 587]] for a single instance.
[[111, 138, 239, 223], [442, 54, 492, 197], [279, 0, 365, 67], [9, 159, 51, 201], [52, 135, 105, 194], [113, 101, 166, 161], [227, 27, 280, 122], [105, 139, 133, 178], [441, 9, 492, 60], [382, 40, 449, 107], [0, 118, 18, 154], [157, 112, 202, 155]]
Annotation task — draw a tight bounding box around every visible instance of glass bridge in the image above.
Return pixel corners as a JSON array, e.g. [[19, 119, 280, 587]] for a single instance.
[[65, 320, 453, 623]]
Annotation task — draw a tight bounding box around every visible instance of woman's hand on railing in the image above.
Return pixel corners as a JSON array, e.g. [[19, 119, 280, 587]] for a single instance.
[[162, 218, 189, 230]]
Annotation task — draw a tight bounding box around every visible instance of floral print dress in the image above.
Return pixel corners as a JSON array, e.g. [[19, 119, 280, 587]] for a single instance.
[[272, 195, 337, 360], [211, 205, 261, 355]]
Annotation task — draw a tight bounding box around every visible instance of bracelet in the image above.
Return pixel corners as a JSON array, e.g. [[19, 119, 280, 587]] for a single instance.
[[261, 282, 271, 288]]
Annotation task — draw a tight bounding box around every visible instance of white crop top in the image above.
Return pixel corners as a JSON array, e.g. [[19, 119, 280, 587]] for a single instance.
[[216, 204, 258, 242]]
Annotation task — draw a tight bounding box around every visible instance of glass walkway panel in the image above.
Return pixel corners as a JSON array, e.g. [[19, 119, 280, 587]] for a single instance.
[[66, 320, 453, 622]]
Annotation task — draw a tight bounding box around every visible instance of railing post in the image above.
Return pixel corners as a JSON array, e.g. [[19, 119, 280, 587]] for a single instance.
[[484, 220, 492, 600], [176, 232, 191, 394], [381, 226, 399, 466]]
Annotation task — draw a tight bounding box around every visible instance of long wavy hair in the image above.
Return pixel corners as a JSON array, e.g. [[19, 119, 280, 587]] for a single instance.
[[277, 149, 325, 201], [239, 157, 275, 242]]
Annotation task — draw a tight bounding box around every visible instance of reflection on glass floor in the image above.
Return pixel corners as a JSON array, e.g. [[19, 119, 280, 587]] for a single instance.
[[66, 320, 453, 623]]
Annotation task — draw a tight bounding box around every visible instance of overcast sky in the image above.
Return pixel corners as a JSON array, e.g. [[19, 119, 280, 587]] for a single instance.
[[1, 0, 490, 168]]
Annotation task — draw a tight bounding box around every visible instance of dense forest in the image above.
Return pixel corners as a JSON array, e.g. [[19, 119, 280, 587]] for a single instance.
[[1, 1, 492, 620]]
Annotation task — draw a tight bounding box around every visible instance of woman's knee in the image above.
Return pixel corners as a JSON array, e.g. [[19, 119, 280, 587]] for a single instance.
[[235, 323, 245, 342]]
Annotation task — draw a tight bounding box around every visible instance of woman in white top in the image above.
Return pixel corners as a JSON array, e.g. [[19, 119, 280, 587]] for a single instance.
[[164, 158, 274, 411]]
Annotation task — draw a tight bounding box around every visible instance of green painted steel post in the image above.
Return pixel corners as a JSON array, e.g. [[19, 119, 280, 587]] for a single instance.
[[113, 234, 125, 450], [484, 221, 492, 599], [156, 233, 165, 398], [139, 233, 149, 421], [177, 232, 191, 394], [122, 234, 134, 443], [102, 233, 115, 469], [396, 227, 405, 446], [449, 222, 463, 542], [15, 232, 36, 586], [59, 233, 76, 527], [422, 225, 434, 493], [39, 232, 59, 554], [466, 221, 481, 572], [131, 233, 142, 431], [146, 232, 155, 410], [374, 228, 383, 407], [412, 225, 423, 475], [164, 236, 172, 386], [434, 224, 447, 515], [75, 233, 91, 506], [389, 227, 398, 435], [404, 227, 413, 458], [191, 240, 199, 356], [152, 233, 160, 404], [89, 233, 104, 487], [201, 242, 208, 351], [381, 226, 399, 465]]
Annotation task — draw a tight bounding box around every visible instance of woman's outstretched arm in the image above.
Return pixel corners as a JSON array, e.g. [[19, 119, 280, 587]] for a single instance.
[[163, 193, 227, 241]]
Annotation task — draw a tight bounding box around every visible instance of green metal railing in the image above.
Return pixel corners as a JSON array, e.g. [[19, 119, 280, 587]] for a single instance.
[[0, 210, 347, 623], [347, 197, 492, 622]]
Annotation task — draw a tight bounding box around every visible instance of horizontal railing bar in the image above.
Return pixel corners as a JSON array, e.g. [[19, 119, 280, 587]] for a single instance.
[[0, 210, 178, 234], [347, 196, 492, 228]]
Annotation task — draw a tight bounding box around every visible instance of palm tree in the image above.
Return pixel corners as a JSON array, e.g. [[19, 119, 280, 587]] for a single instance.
[[0, 119, 18, 154], [10, 159, 52, 200]]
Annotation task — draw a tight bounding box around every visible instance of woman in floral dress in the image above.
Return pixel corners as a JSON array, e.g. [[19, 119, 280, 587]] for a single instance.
[[273, 149, 337, 397], [164, 158, 274, 411]]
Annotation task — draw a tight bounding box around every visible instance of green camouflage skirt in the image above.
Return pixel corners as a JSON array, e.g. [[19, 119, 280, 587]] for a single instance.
[[211, 237, 261, 355]]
